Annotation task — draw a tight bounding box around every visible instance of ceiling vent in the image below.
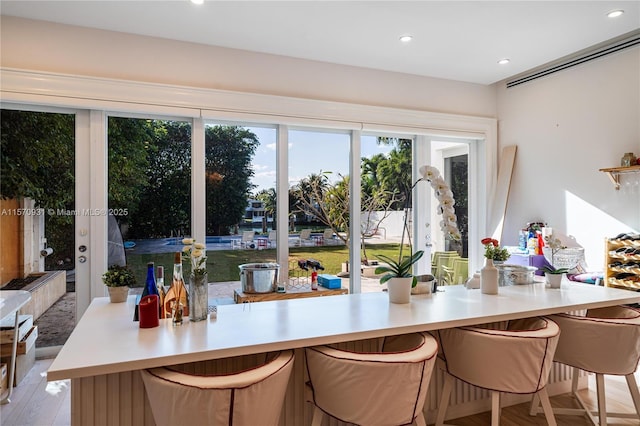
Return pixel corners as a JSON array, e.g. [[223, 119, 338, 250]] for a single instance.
[[506, 29, 640, 88]]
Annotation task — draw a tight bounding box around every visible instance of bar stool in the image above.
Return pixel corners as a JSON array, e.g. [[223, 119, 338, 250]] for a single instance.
[[435, 317, 560, 426], [305, 332, 438, 426], [140, 350, 294, 426], [531, 305, 640, 425]]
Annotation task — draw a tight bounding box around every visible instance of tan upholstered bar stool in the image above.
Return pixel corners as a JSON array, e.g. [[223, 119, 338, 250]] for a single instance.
[[531, 305, 640, 426], [435, 317, 560, 426], [305, 332, 438, 426], [140, 350, 294, 426]]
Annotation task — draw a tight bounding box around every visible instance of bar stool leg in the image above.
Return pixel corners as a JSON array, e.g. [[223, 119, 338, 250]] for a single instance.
[[595, 373, 607, 426], [415, 412, 427, 426], [626, 373, 640, 418], [435, 373, 454, 426], [490, 391, 501, 426], [571, 366, 580, 395], [529, 393, 540, 417], [311, 406, 324, 426], [537, 388, 557, 426]]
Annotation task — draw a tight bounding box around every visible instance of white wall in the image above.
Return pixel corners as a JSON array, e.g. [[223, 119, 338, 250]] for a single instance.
[[0, 16, 496, 118], [496, 47, 640, 269]]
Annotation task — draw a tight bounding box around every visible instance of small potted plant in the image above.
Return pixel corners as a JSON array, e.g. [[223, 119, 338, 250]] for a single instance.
[[542, 235, 569, 288], [542, 265, 569, 289], [481, 238, 510, 263], [375, 250, 424, 304], [102, 264, 136, 303]]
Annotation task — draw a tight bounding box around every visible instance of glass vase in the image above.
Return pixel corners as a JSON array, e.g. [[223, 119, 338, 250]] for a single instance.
[[481, 258, 498, 294], [189, 272, 208, 322]]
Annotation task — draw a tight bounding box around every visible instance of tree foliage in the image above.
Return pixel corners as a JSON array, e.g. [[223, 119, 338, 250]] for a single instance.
[[255, 187, 276, 229], [292, 172, 398, 262], [1, 110, 74, 209], [362, 137, 412, 210], [107, 117, 153, 216], [126, 121, 191, 238], [205, 126, 259, 235]]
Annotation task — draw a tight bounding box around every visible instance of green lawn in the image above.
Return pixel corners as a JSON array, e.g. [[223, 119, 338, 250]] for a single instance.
[[126, 243, 406, 287]]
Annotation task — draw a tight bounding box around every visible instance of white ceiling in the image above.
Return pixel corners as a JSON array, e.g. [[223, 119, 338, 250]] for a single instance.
[[1, 1, 639, 85]]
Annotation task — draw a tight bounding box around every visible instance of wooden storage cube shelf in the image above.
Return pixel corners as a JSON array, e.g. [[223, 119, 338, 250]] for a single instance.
[[0, 325, 38, 357], [0, 343, 35, 387], [0, 326, 37, 387], [0, 315, 33, 344], [605, 237, 640, 290]]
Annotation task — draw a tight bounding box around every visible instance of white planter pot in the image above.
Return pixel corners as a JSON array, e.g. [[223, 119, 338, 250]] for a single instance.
[[546, 273, 564, 289], [387, 277, 413, 304], [108, 286, 129, 303]]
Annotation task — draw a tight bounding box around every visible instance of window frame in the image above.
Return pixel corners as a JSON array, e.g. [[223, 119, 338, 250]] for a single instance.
[[1, 69, 497, 297]]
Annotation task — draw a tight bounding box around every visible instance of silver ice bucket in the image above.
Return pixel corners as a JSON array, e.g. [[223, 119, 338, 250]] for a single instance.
[[496, 264, 536, 286], [239, 263, 280, 293]]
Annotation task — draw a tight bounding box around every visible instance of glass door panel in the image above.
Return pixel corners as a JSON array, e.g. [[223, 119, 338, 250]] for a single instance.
[[1, 109, 76, 348], [107, 117, 192, 289], [204, 124, 276, 288], [288, 129, 350, 285], [360, 135, 413, 289]]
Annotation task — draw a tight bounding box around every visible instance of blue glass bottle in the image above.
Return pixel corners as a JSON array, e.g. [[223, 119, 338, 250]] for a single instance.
[[142, 262, 160, 298]]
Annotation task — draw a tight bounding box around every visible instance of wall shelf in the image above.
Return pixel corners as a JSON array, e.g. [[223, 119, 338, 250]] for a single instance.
[[599, 165, 640, 190]]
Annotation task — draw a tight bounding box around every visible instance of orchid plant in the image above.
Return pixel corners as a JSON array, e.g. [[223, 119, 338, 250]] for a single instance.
[[419, 165, 462, 241], [379, 166, 460, 286]]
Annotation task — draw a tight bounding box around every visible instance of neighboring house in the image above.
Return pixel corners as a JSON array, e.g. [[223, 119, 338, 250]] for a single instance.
[[244, 199, 273, 224]]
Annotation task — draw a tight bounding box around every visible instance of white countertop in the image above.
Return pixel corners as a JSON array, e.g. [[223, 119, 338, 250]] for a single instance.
[[0, 290, 31, 322], [48, 282, 640, 381]]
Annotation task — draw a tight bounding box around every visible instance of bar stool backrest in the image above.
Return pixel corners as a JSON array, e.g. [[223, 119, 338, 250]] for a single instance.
[[552, 305, 640, 375], [141, 350, 294, 426], [305, 332, 438, 426]]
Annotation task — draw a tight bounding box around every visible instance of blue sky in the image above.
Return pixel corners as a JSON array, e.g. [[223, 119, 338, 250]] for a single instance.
[[249, 127, 392, 193]]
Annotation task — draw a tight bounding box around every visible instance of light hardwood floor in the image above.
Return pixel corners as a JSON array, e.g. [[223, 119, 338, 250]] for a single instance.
[[0, 358, 638, 425]]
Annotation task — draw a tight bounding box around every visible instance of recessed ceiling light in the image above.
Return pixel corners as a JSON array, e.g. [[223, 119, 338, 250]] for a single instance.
[[399, 35, 413, 43], [498, 58, 510, 65], [191, 0, 204, 4], [607, 9, 624, 18]]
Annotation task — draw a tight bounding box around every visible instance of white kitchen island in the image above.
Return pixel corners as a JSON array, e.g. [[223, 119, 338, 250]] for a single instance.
[[48, 282, 640, 425]]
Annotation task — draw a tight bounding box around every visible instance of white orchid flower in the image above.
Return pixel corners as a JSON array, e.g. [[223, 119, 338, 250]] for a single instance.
[[182, 238, 194, 245], [433, 181, 450, 193], [436, 188, 454, 199], [194, 242, 206, 250], [419, 165, 441, 181], [443, 211, 457, 223], [440, 197, 455, 208]]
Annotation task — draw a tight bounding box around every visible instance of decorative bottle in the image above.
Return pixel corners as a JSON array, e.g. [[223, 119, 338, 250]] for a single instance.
[[480, 258, 499, 294], [165, 252, 189, 325], [141, 262, 161, 318], [156, 266, 166, 319]]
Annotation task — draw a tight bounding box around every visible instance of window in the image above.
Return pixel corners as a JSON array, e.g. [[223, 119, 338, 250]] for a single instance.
[[107, 117, 192, 286]]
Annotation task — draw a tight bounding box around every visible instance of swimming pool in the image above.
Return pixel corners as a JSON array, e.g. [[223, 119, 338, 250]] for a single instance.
[[165, 236, 236, 245]]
